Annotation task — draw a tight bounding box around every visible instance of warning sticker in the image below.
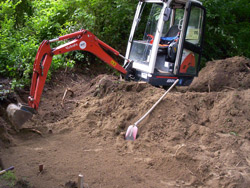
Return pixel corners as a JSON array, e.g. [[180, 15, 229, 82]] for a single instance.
[[110, 60, 117, 67], [186, 28, 199, 40]]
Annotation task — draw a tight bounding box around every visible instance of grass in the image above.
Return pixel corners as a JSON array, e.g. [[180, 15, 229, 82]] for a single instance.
[[229, 131, 238, 136], [0, 170, 17, 187]]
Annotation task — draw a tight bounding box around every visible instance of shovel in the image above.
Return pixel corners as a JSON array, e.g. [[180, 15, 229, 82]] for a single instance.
[[0, 166, 15, 175], [125, 79, 179, 141]]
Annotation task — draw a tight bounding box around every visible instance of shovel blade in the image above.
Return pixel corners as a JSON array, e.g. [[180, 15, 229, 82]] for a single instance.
[[7, 103, 35, 128], [125, 125, 138, 141]]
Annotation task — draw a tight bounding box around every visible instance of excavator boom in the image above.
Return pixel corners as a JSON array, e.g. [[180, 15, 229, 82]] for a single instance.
[[7, 29, 130, 127], [29, 29, 127, 110]]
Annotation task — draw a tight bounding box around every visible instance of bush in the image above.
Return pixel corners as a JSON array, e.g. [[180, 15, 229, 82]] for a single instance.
[[0, 0, 249, 90], [201, 0, 250, 61], [0, 0, 137, 89]]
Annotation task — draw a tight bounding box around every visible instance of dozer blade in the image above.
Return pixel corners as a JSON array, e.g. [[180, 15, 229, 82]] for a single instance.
[[7, 103, 36, 128]]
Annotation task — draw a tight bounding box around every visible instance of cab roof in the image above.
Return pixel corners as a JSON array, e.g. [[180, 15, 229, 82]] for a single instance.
[[141, 0, 202, 5]]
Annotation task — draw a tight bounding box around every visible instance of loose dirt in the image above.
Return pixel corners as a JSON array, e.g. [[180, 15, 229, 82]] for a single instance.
[[0, 56, 250, 188]]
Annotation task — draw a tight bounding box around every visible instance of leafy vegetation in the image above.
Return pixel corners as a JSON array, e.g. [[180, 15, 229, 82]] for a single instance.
[[202, 0, 250, 61], [0, 170, 17, 187], [0, 0, 249, 89], [0, 84, 10, 100]]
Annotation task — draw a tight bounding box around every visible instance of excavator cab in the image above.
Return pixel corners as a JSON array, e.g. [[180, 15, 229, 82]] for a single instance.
[[125, 0, 206, 86]]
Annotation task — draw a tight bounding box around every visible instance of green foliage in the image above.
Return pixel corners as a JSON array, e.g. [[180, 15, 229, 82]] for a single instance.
[[0, 84, 10, 100], [0, 0, 68, 88], [229, 131, 238, 136], [0, 0, 137, 88], [201, 0, 250, 62], [81, 0, 137, 51], [0, 170, 17, 186], [0, 0, 249, 89]]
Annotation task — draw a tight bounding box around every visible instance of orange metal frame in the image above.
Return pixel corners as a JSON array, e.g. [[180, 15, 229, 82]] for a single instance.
[[29, 29, 127, 110]]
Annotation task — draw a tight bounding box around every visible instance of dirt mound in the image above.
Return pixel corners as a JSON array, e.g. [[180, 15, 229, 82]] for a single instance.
[[0, 57, 250, 187], [189, 56, 250, 92]]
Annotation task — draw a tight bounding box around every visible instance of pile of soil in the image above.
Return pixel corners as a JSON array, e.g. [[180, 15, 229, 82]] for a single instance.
[[189, 56, 250, 92], [0, 56, 249, 188]]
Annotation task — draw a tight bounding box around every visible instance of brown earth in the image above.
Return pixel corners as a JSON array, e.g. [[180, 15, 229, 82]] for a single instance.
[[0, 56, 250, 188], [189, 56, 250, 92]]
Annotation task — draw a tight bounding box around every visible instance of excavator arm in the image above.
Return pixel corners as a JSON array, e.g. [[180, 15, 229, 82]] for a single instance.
[[29, 29, 128, 110], [7, 29, 132, 127]]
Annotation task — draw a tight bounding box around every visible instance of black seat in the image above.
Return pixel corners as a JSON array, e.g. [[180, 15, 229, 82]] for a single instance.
[[165, 25, 180, 37], [155, 25, 180, 73], [160, 25, 180, 45]]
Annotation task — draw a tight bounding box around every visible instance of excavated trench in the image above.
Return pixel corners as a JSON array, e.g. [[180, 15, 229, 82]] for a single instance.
[[0, 56, 250, 188]]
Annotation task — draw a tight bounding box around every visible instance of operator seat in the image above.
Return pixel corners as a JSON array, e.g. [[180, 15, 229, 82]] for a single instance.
[[161, 25, 180, 44], [166, 25, 180, 37], [155, 25, 180, 73]]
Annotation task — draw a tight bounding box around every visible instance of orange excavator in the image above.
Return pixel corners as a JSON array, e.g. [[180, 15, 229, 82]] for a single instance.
[[7, 0, 206, 127], [7, 29, 134, 126]]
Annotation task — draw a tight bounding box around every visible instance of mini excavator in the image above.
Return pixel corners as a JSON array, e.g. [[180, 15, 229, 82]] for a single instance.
[[7, 0, 206, 127]]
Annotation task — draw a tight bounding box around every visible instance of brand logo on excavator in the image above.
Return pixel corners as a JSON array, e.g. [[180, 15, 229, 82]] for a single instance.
[[66, 43, 78, 50], [79, 41, 87, 49], [166, 79, 176, 83]]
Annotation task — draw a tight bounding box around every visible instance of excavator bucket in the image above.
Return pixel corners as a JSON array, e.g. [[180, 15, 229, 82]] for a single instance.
[[7, 103, 36, 128]]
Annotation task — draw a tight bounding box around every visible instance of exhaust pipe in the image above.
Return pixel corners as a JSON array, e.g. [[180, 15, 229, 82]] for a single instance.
[[7, 103, 36, 128]]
